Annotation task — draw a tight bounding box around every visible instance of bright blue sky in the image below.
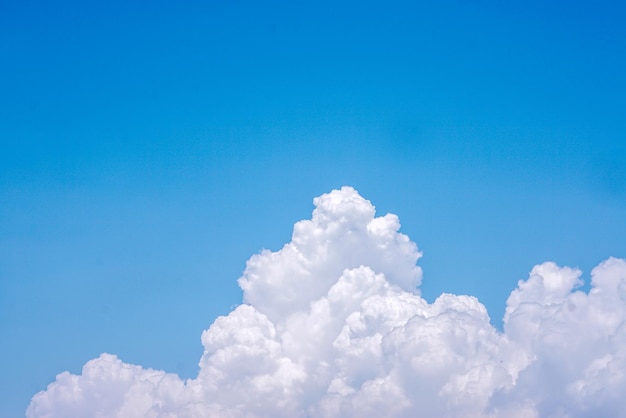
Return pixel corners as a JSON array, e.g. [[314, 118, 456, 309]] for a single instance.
[[1, 0, 625, 416]]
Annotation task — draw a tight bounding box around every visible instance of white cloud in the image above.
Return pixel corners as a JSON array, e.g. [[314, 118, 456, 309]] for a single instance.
[[28, 186, 626, 417]]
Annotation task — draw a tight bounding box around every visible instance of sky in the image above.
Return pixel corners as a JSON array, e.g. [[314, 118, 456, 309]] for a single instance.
[[1, 0, 625, 416]]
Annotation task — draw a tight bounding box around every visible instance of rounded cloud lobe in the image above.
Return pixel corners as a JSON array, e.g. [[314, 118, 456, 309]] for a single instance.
[[28, 187, 626, 417]]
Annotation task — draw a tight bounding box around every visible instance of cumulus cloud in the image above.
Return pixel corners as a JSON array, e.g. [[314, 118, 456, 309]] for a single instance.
[[28, 187, 626, 417]]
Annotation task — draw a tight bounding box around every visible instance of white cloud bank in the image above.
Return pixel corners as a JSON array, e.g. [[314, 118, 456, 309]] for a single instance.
[[28, 187, 626, 417]]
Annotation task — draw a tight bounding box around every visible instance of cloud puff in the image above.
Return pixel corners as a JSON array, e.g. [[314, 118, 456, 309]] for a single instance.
[[28, 187, 626, 417]]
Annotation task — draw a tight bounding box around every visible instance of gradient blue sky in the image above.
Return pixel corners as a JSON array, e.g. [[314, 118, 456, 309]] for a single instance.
[[1, 0, 625, 416]]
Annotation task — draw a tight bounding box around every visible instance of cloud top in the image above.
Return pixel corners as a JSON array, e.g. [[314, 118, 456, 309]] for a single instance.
[[28, 187, 626, 417], [238, 186, 423, 321]]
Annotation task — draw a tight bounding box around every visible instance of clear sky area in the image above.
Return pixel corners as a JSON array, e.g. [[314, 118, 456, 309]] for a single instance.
[[1, 1, 625, 416]]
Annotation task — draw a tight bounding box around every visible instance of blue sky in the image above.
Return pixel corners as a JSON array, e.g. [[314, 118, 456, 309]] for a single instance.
[[2, 1, 625, 416]]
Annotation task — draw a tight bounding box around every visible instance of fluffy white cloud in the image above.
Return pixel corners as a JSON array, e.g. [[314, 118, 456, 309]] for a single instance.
[[28, 187, 626, 417]]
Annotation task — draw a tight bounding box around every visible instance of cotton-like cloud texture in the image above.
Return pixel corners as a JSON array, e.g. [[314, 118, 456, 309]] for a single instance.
[[28, 187, 626, 417]]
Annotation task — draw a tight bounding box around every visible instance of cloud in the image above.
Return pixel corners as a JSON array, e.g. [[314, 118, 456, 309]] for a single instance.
[[28, 186, 626, 417]]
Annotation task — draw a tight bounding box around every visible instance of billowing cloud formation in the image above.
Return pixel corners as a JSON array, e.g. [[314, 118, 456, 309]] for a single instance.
[[28, 187, 626, 417]]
